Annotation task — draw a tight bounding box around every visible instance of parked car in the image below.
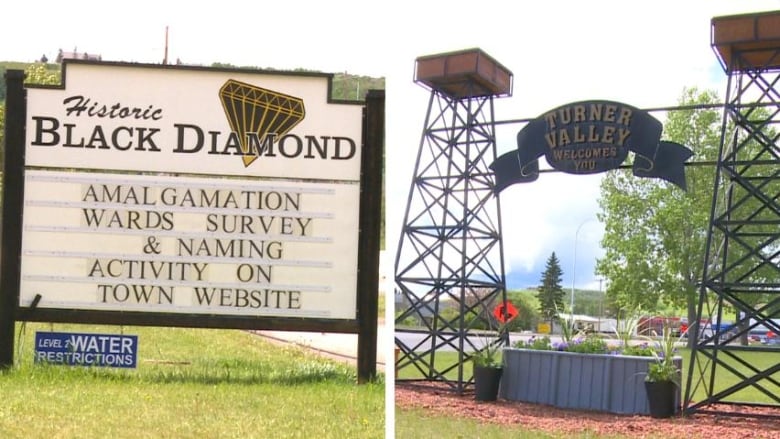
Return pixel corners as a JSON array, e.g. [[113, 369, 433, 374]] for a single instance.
[[748, 319, 780, 344], [678, 319, 688, 338]]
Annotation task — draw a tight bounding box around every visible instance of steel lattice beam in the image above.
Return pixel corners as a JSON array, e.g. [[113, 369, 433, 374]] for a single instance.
[[684, 12, 780, 417], [395, 50, 511, 394]]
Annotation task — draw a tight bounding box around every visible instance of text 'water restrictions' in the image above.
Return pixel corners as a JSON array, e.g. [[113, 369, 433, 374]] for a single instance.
[[20, 170, 360, 319]]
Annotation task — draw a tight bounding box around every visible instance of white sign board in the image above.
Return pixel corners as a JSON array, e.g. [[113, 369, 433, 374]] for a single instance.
[[20, 62, 363, 320]]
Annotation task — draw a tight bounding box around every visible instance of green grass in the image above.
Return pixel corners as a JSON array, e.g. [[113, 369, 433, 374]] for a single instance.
[[397, 350, 475, 381], [686, 346, 780, 405], [1, 323, 384, 439]]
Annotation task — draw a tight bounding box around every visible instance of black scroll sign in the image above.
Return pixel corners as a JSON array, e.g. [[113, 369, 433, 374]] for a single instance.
[[490, 100, 693, 193]]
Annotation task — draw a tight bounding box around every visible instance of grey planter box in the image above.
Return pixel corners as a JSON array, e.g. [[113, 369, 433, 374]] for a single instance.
[[500, 348, 681, 415]]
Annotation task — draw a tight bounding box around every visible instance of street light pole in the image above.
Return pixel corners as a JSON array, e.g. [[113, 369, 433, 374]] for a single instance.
[[571, 218, 596, 316], [598, 277, 604, 331], [598, 277, 604, 317]]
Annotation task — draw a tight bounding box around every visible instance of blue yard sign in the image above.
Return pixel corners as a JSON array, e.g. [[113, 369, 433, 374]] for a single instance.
[[34, 331, 138, 368]]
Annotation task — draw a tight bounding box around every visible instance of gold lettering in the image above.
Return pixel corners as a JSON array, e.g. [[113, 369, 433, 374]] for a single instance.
[[574, 126, 585, 143], [574, 105, 586, 122], [589, 104, 602, 121], [559, 107, 571, 124], [618, 107, 632, 126], [617, 128, 630, 146], [588, 125, 599, 142], [544, 112, 557, 129], [559, 129, 571, 146], [604, 105, 617, 122], [602, 126, 615, 143]]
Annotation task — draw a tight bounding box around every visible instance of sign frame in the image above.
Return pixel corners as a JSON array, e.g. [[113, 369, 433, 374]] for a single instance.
[[0, 62, 384, 382]]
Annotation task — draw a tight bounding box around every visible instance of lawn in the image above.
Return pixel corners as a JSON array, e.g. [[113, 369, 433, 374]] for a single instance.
[[0, 323, 384, 439]]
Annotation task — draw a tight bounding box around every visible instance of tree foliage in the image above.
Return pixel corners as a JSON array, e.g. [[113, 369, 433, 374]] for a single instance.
[[596, 88, 721, 320], [23, 63, 61, 86], [537, 252, 566, 322], [507, 290, 542, 331], [597, 86, 778, 333], [571, 287, 611, 317]]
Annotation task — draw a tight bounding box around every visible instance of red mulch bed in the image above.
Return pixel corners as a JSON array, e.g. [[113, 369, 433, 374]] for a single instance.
[[395, 382, 780, 438]]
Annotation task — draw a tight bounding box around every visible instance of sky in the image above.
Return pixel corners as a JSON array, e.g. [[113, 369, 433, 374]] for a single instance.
[[3, 0, 780, 294]]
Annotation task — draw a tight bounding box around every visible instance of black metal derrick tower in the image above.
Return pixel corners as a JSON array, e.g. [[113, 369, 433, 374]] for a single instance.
[[394, 49, 513, 393], [685, 11, 780, 416]]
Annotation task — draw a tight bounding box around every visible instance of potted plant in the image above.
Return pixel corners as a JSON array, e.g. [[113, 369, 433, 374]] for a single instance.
[[644, 325, 682, 418], [472, 335, 504, 401]]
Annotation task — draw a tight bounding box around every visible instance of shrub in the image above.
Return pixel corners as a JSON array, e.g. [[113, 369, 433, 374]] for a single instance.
[[513, 335, 552, 350], [514, 334, 655, 358], [565, 335, 608, 354], [622, 343, 655, 357]]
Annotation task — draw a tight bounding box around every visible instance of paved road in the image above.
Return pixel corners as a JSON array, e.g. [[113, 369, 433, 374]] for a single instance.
[[395, 330, 555, 353], [254, 323, 388, 371], [394, 330, 680, 352]]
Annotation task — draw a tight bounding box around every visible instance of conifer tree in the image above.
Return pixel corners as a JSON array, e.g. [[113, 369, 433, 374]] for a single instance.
[[538, 252, 565, 324]]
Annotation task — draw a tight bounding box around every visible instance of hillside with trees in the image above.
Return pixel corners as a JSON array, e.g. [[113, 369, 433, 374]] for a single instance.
[[1, 60, 384, 101]]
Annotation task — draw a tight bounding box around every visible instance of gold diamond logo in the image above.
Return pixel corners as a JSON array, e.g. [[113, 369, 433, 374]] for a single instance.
[[219, 79, 306, 167]]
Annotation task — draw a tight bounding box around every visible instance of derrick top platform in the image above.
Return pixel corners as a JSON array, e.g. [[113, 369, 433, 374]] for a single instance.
[[712, 10, 780, 72], [414, 48, 513, 99]]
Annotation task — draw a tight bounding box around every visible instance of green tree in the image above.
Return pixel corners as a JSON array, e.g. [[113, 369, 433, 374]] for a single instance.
[[571, 288, 610, 317], [507, 290, 542, 331], [597, 88, 721, 327], [23, 63, 60, 86], [537, 252, 565, 323], [598, 88, 778, 346]]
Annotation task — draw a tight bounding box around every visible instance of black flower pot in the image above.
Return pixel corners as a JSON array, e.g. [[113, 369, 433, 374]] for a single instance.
[[644, 380, 677, 418], [474, 365, 503, 401]]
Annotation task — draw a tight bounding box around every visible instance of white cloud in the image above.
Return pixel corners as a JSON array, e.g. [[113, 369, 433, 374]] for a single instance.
[[386, 0, 780, 290], [4, 0, 778, 291]]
